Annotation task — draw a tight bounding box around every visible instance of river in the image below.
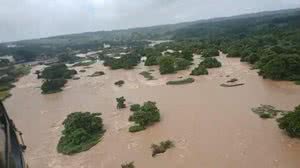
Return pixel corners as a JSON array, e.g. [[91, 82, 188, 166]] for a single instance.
[[4, 53, 300, 168]]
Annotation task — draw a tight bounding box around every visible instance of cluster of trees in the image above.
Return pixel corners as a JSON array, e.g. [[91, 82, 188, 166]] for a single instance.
[[57, 112, 105, 155], [200, 57, 222, 68], [190, 65, 208, 76], [128, 101, 160, 132], [102, 54, 140, 70], [201, 48, 219, 57], [158, 55, 192, 74], [40, 64, 77, 94]]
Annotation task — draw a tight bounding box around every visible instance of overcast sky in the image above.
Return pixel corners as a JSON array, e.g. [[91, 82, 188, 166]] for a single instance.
[[1, 0, 300, 42]]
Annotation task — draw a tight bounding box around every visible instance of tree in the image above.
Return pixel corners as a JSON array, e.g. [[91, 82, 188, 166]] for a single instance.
[[159, 56, 175, 74], [41, 78, 67, 94], [57, 112, 104, 155], [277, 105, 300, 137], [182, 49, 193, 61], [41, 64, 77, 79], [201, 48, 219, 57], [145, 56, 158, 66], [116, 96, 126, 109], [129, 101, 160, 132], [190, 65, 208, 76], [200, 57, 222, 68]]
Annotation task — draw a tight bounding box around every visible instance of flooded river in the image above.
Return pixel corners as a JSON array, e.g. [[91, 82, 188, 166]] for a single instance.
[[4, 53, 300, 168]]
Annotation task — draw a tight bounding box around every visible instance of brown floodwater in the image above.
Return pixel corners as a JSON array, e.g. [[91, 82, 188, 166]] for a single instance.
[[3, 53, 300, 168]]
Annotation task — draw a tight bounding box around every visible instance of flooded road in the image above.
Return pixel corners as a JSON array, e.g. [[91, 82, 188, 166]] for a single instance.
[[4, 53, 300, 168]]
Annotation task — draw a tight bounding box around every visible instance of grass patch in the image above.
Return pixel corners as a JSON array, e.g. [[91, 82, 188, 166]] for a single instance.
[[166, 78, 195, 85], [151, 140, 175, 157], [139, 71, 154, 80]]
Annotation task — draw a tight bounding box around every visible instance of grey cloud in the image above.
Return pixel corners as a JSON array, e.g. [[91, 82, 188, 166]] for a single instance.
[[0, 0, 299, 42]]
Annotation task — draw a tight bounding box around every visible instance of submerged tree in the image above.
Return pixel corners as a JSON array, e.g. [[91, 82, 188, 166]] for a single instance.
[[277, 105, 300, 137], [116, 96, 126, 109], [159, 56, 175, 74]]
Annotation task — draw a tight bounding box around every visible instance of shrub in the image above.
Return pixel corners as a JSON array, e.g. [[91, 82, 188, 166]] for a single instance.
[[139, 71, 154, 80], [166, 78, 195, 85], [130, 104, 141, 112], [116, 96, 126, 109], [159, 56, 175, 74], [121, 162, 135, 168], [57, 112, 105, 155], [128, 101, 160, 132], [41, 79, 67, 94], [151, 140, 175, 157], [129, 125, 145, 133], [190, 65, 208, 76], [200, 57, 222, 68], [277, 105, 300, 137], [115, 80, 125, 87]]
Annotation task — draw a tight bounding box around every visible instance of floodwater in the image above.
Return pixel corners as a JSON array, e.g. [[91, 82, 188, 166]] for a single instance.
[[4, 53, 300, 168]]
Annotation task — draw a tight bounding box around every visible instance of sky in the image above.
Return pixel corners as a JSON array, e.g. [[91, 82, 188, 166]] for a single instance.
[[1, 0, 300, 42]]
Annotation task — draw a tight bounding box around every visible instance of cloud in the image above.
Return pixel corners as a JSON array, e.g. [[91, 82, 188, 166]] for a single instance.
[[0, 0, 299, 42]]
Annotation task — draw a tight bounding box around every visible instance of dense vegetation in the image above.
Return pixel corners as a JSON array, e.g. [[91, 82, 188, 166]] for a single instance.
[[40, 64, 77, 94], [201, 48, 219, 57], [190, 65, 208, 76], [57, 112, 105, 155], [102, 54, 140, 70], [200, 58, 222, 68], [159, 56, 176, 74], [0, 64, 31, 100], [277, 105, 300, 137], [129, 101, 160, 132], [166, 78, 195, 85], [151, 140, 175, 157]]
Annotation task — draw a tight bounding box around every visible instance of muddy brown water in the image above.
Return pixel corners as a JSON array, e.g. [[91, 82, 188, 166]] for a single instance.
[[3, 53, 300, 168]]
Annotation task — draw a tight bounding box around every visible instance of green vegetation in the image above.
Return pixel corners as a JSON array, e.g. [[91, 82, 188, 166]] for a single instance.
[[116, 97, 126, 109], [57, 112, 105, 155], [145, 56, 159, 66], [159, 56, 175, 74], [252, 105, 284, 119], [114, 80, 125, 87], [182, 49, 193, 61], [129, 101, 160, 132], [175, 58, 191, 70], [41, 64, 77, 80], [121, 162, 135, 168], [277, 105, 300, 137], [166, 78, 195, 85], [190, 65, 208, 76], [139, 71, 154, 80], [130, 104, 141, 112], [103, 54, 140, 70], [200, 57, 222, 68], [295, 81, 300, 85], [0, 64, 31, 100], [151, 140, 175, 157], [201, 48, 219, 57], [41, 79, 67, 94], [40, 64, 76, 94]]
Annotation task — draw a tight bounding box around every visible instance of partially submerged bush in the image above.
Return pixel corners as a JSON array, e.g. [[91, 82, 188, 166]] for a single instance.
[[116, 96, 126, 109], [190, 65, 208, 76], [166, 78, 195, 85], [88, 71, 105, 77], [151, 140, 175, 157], [129, 101, 160, 132], [200, 57, 222, 68], [139, 71, 154, 80], [121, 162, 135, 168], [115, 80, 125, 87], [277, 105, 300, 137], [57, 112, 105, 155], [252, 105, 284, 119]]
